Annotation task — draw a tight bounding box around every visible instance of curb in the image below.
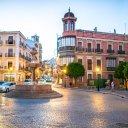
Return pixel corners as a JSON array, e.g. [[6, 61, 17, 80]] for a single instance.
[[101, 91, 128, 99], [66, 87, 128, 99]]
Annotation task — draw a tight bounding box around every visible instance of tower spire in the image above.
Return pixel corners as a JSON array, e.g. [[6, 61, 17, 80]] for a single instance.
[[68, 7, 70, 17], [68, 7, 70, 13]]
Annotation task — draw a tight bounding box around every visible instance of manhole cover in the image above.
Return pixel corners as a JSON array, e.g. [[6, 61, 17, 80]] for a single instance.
[[116, 123, 128, 127]]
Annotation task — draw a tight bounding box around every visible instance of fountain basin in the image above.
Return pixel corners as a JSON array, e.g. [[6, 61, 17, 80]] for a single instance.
[[15, 84, 52, 92]]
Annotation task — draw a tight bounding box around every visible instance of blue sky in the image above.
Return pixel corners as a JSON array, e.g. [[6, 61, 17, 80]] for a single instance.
[[0, 0, 128, 60]]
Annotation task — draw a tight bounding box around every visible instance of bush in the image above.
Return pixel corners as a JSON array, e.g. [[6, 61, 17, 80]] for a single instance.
[[87, 79, 107, 88]]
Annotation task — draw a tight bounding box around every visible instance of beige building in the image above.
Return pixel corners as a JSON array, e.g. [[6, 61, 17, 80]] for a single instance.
[[0, 31, 42, 82]]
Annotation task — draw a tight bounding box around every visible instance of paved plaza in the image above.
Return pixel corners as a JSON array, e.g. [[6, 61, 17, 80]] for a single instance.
[[0, 87, 128, 128]]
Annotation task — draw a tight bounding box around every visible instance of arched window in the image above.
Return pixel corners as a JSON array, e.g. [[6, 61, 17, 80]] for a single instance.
[[70, 21, 74, 31], [64, 21, 68, 31]]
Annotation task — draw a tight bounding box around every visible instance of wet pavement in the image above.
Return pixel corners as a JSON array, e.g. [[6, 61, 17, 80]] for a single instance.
[[0, 87, 128, 128]]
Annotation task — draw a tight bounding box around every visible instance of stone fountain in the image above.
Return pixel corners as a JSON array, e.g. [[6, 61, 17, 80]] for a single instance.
[[29, 47, 40, 82], [13, 48, 53, 97]]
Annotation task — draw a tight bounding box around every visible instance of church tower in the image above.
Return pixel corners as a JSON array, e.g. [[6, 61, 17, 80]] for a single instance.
[[62, 8, 77, 36]]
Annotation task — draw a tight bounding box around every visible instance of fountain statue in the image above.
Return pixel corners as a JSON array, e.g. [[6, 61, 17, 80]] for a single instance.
[[28, 47, 40, 82]]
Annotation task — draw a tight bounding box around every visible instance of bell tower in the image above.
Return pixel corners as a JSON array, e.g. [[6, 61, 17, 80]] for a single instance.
[[62, 8, 77, 36]]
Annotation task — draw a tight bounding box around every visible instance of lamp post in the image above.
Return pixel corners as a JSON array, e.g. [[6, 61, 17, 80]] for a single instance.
[[62, 69, 67, 87], [9, 67, 13, 82], [96, 67, 100, 91]]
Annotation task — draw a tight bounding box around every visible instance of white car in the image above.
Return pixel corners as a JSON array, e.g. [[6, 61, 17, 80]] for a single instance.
[[0, 82, 15, 92], [24, 79, 33, 85], [38, 79, 46, 85]]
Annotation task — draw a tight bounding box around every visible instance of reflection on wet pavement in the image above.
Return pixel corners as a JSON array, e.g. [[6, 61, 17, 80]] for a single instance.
[[0, 88, 128, 128]]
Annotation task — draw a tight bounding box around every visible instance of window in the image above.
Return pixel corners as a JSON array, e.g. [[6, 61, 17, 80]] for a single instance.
[[119, 45, 122, 51], [97, 43, 100, 49], [8, 48, 13, 56], [106, 58, 116, 67], [88, 43, 91, 49], [58, 37, 75, 47], [70, 21, 74, 31], [97, 60, 101, 69], [78, 59, 82, 64], [8, 61, 13, 69], [8, 36, 13, 44], [88, 74, 92, 79], [108, 44, 112, 50], [108, 74, 113, 82], [78, 42, 82, 48], [65, 21, 68, 31], [87, 59, 92, 70]]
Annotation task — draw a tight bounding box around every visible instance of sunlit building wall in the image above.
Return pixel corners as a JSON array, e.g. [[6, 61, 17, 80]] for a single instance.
[[0, 31, 32, 82]]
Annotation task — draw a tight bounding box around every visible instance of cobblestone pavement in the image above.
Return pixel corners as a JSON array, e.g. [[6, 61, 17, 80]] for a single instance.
[[0, 87, 128, 128]]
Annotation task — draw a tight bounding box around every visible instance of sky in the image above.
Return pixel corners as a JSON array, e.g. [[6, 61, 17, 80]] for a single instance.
[[0, 0, 128, 60]]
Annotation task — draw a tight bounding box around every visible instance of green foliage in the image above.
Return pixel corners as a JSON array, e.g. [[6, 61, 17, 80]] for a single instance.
[[66, 62, 85, 79], [124, 63, 128, 79], [114, 62, 128, 90], [94, 79, 106, 88], [114, 62, 127, 79], [87, 79, 106, 88]]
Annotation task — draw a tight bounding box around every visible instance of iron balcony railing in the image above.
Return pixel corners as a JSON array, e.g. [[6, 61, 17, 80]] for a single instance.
[[6, 40, 15, 45], [117, 50, 125, 54], [95, 49, 103, 53], [107, 49, 114, 53], [76, 47, 85, 52], [5, 53, 15, 57], [86, 48, 94, 52]]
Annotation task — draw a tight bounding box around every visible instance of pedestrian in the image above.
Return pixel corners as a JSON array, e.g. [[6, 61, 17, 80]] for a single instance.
[[111, 81, 115, 92]]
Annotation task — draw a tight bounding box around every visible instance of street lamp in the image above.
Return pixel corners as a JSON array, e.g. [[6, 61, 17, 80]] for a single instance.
[[62, 69, 67, 87], [9, 67, 13, 82], [96, 67, 100, 91]]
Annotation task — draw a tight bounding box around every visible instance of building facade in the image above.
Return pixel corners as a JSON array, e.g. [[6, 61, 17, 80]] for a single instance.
[[57, 9, 128, 86], [0, 31, 42, 82]]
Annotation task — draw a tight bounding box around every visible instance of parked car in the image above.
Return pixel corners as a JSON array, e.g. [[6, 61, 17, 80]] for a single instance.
[[24, 79, 33, 85], [0, 82, 15, 92], [0, 81, 5, 85], [45, 77, 52, 82], [38, 79, 46, 85]]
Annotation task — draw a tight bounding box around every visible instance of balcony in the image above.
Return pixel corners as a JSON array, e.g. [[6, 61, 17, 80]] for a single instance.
[[117, 50, 125, 54], [5, 53, 15, 57], [59, 46, 75, 51], [107, 67, 115, 71], [76, 47, 85, 52], [86, 48, 94, 52], [107, 49, 114, 54], [95, 49, 103, 53], [6, 40, 15, 45]]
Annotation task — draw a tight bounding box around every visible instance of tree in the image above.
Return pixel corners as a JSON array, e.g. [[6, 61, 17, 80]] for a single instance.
[[66, 62, 85, 86], [124, 63, 128, 90], [114, 62, 127, 89]]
